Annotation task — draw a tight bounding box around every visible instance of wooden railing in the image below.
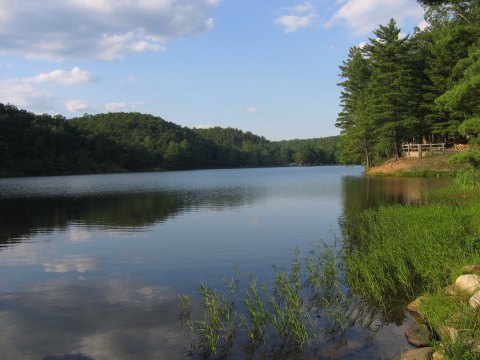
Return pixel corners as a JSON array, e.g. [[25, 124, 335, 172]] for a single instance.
[[401, 143, 445, 156]]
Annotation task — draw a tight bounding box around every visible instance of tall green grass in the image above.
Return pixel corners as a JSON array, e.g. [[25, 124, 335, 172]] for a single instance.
[[344, 203, 480, 303], [419, 291, 480, 360], [180, 244, 359, 359]]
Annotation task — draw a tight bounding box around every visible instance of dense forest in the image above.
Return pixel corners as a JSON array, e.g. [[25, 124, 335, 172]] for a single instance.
[[336, 0, 480, 168], [0, 104, 340, 176]]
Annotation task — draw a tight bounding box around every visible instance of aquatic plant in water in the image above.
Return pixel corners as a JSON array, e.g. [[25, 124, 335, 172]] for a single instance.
[[179, 244, 385, 359]]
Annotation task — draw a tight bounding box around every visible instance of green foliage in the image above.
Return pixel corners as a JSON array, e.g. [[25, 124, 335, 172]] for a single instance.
[[0, 103, 91, 175], [454, 168, 480, 187], [449, 145, 480, 167], [336, 46, 374, 167], [437, 47, 480, 127], [337, 0, 480, 165], [277, 137, 340, 165], [365, 19, 421, 158], [0, 104, 340, 176]]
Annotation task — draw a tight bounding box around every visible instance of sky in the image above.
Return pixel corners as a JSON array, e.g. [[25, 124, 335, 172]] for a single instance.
[[0, 0, 427, 141]]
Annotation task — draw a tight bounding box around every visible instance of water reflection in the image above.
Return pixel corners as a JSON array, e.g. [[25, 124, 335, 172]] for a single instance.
[[43, 255, 96, 273], [0, 189, 267, 248], [0, 280, 187, 360], [342, 175, 452, 211]]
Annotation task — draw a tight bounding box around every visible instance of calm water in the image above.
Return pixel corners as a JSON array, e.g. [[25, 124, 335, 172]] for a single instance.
[[0, 167, 450, 359]]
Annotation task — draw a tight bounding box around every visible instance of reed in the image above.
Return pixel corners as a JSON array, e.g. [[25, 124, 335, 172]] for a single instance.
[[180, 243, 354, 358], [344, 203, 480, 302]]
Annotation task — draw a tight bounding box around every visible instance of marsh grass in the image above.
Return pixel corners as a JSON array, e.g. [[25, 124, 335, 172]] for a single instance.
[[342, 169, 480, 359], [344, 203, 479, 303], [180, 244, 366, 359]]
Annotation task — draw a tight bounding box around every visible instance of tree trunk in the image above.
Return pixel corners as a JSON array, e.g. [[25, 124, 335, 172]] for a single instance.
[[393, 129, 400, 159], [364, 136, 372, 169]]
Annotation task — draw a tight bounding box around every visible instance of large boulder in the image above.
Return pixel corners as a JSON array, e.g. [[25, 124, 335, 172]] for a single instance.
[[454, 274, 480, 295]]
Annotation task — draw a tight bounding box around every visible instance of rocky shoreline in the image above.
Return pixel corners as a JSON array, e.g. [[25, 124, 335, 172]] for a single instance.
[[394, 265, 480, 359]]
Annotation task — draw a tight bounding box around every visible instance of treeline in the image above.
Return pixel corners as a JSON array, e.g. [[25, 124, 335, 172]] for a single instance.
[[0, 103, 340, 176], [336, 0, 480, 167]]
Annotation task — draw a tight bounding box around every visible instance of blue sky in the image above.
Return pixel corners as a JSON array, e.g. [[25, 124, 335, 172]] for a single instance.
[[0, 0, 426, 140]]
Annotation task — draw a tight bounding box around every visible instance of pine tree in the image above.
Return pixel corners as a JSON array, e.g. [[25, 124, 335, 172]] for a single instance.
[[421, 0, 480, 141], [336, 46, 373, 167], [364, 19, 419, 158]]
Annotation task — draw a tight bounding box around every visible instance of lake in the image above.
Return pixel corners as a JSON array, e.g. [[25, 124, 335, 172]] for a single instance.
[[0, 167, 451, 359]]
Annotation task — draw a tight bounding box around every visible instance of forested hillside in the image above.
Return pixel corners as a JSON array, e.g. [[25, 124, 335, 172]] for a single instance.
[[336, 0, 480, 168], [0, 104, 340, 176]]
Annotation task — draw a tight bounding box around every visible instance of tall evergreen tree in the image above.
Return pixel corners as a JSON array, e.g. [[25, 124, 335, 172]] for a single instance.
[[421, 0, 480, 140], [364, 19, 419, 158], [437, 46, 480, 138], [336, 46, 374, 167]]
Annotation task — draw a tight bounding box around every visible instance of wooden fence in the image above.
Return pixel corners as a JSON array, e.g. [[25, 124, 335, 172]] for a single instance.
[[401, 143, 445, 157]]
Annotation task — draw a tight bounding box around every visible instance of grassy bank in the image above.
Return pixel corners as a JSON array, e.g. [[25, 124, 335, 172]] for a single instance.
[[344, 169, 480, 359]]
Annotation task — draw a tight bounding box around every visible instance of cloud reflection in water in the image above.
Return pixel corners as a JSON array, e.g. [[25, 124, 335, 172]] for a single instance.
[[0, 280, 187, 360]]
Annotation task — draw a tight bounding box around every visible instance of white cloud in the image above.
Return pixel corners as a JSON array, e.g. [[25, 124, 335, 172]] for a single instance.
[[65, 100, 89, 113], [0, 67, 96, 113], [0, 78, 55, 112], [245, 107, 257, 113], [105, 101, 145, 112], [0, 0, 220, 60], [326, 0, 424, 37], [292, 2, 315, 14], [27, 67, 97, 85], [275, 2, 318, 33]]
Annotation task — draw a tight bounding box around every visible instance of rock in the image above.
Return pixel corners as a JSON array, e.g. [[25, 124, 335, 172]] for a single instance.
[[393, 347, 434, 360], [461, 265, 480, 273], [407, 296, 427, 321], [470, 291, 480, 308], [454, 274, 480, 295], [404, 323, 431, 347], [438, 326, 458, 343]]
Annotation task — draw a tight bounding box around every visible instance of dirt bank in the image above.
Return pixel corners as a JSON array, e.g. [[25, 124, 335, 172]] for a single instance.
[[366, 152, 465, 176]]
